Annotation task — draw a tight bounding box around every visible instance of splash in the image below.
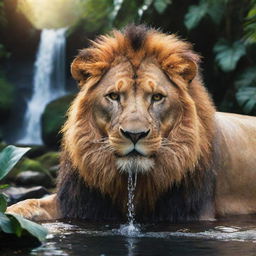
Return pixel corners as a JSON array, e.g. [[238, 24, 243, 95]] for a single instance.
[[119, 172, 140, 236], [17, 28, 67, 145]]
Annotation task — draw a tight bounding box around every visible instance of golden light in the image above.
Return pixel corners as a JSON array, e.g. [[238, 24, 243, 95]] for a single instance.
[[17, 0, 83, 29]]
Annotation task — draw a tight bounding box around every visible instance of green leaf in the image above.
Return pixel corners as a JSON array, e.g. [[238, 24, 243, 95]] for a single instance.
[[236, 87, 256, 114], [0, 145, 30, 180], [7, 214, 48, 242], [244, 4, 256, 44], [213, 39, 246, 72], [153, 0, 171, 14], [235, 67, 256, 88], [0, 194, 7, 212], [207, 1, 225, 25], [184, 2, 208, 30], [9, 215, 23, 237], [0, 212, 14, 234]]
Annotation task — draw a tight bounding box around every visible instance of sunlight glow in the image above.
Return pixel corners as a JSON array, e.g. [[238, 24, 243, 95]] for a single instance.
[[17, 0, 83, 29]]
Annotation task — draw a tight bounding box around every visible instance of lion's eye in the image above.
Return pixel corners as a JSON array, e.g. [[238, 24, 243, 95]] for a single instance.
[[152, 94, 165, 102], [107, 93, 120, 101]]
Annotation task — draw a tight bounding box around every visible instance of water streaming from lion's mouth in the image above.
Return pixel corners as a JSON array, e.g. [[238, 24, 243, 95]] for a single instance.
[[119, 172, 140, 236]]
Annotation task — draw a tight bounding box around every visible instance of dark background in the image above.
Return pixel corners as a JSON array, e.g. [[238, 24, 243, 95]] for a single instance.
[[0, 0, 256, 145]]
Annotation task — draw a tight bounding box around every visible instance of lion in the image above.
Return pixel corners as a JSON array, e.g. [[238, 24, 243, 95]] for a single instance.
[[7, 25, 256, 223]]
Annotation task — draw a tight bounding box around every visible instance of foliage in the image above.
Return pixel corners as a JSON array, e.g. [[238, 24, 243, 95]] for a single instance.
[[184, 0, 226, 30], [184, 1, 208, 30], [235, 66, 256, 89], [244, 3, 256, 44], [88, 0, 255, 115], [236, 87, 256, 114], [78, 0, 113, 33], [0, 145, 47, 247], [153, 0, 172, 14], [0, 145, 30, 179], [1, 0, 256, 132], [235, 67, 256, 113], [213, 39, 246, 72]]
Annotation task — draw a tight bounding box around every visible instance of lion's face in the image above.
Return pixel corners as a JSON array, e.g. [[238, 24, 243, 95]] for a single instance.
[[91, 58, 182, 173], [64, 25, 215, 201]]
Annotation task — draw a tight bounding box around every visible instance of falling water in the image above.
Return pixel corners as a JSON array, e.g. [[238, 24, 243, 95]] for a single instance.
[[17, 28, 67, 145], [119, 172, 140, 236]]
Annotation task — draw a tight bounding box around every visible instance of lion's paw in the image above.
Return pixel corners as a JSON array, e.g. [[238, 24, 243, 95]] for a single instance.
[[6, 199, 50, 221]]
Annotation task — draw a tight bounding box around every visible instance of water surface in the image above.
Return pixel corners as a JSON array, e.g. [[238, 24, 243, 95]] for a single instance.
[[3, 216, 256, 256]]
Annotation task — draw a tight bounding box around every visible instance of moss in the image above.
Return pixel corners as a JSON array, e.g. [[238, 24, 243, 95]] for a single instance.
[[0, 141, 7, 152], [36, 151, 60, 169], [41, 94, 75, 147], [5, 151, 60, 182], [7, 157, 45, 180]]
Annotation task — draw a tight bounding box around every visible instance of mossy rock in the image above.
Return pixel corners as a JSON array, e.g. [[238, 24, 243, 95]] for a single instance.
[[7, 158, 46, 180], [0, 76, 15, 120], [7, 151, 60, 180], [41, 94, 75, 147], [36, 151, 60, 169], [0, 141, 7, 152]]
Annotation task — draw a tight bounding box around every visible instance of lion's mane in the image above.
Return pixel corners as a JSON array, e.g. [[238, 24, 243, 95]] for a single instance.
[[57, 25, 217, 222]]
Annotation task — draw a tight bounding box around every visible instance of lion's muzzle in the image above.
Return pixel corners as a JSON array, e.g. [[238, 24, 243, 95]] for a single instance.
[[120, 128, 150, 144]]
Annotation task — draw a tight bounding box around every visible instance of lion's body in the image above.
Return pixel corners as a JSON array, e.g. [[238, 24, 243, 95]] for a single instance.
[[6, 26, 256, 223], [215, 112, 256, 216]]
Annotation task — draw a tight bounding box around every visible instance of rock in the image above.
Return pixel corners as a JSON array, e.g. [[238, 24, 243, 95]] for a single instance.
[[0, 77, 15, 120], [3, 186, 50, 205], [36, 151, 60, 169], [7, 157, 54, 185], [25, 145, 51, 158], [15, 170, 53, 188], [9, 158, 45, 180], [5, 151, 59, 185], [41, 94, 75, 147]]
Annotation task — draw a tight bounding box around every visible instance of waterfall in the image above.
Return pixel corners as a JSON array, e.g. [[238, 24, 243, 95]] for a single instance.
[[17, 28, 67, 145]]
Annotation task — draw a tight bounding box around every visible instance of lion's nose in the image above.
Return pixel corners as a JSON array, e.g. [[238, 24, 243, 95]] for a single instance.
[[120, 129, 150, 144]]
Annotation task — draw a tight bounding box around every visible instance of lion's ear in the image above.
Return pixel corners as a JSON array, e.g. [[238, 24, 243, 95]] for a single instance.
[[70, 49, 96, 84], [164, 53, 199, 83], [71, 56, 91, 83], [179, 59, 198, 82]]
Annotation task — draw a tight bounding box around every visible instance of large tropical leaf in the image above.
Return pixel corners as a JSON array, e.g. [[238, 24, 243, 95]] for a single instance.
[[0, 145, 30, 180], [236, 87, 256, 113], [7, 213, 48, 241], [0, 212, 14, 234], [153, 0, 171, 14], [235, 66, 256, 88], [213, 39, 246, 72], [207, 0, 225, 25], [244, 4, 256, 44], [184, 2, 208, 30]]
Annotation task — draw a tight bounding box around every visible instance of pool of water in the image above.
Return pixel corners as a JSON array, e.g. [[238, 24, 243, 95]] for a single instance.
[[3, 216, 256, 256]]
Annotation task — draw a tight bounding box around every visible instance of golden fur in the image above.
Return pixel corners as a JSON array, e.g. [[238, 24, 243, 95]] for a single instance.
[[62, 25, 216, 211], [7, 26, 256, 221]]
